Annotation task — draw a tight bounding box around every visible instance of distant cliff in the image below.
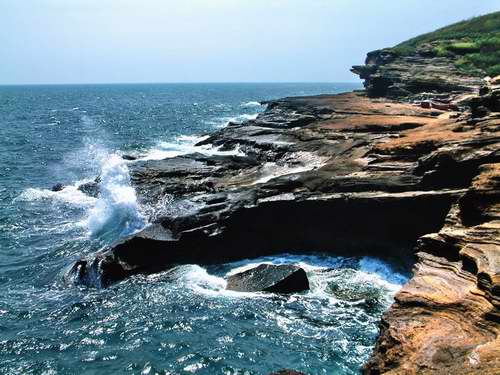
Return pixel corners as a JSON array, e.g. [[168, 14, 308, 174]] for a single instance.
[[352, 11, 500, 98]]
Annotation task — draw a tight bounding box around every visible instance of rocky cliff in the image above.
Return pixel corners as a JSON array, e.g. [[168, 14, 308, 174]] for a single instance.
[[351, 47, 484, 98], [69, 15, 500, 375]]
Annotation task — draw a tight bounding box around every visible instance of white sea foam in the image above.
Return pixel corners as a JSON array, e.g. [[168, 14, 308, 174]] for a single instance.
[[16, 184, 96, 207], [141, 135, 244, 161], [358, 256, 408, 290], [241, 101, 261, 108], [234, 113, 258, 122], [222, 254, 408, 301], [163, 264, 263, 298], [164, 254, 407, 302], [204, 113, 259, 128], [177, 265, 227, 294], [86, 154, 146, 238]]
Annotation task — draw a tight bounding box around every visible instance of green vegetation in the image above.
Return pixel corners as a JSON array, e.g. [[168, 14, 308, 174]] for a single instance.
[[389, 11, 500, 77]]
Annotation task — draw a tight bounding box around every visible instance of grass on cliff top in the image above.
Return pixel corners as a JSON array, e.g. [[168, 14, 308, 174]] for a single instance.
[[389, 11, 500, 77]]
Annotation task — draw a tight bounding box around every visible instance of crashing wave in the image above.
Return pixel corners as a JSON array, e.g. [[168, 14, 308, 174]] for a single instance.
[[140, 134, 244, 161], [241, 101, 261, 108], [15, 184, 96, 206], [86, 154, 146, 239]]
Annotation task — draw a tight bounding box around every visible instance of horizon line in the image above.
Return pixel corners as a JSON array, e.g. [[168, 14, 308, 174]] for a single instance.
[[0, 80, 362, 87]]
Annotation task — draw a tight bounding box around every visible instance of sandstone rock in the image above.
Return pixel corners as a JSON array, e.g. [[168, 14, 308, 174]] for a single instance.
[[352, 49, 484, 100], [226, 264, 309, 293]]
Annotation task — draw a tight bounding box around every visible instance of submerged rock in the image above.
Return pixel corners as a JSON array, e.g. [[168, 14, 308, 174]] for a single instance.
[[51, 183, 64, 192], [77, 181, 99, 198], [121, 154, 137, 161], [226, 264, 309, 293]]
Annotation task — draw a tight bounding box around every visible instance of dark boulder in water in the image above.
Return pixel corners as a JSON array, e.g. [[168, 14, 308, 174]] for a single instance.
[[122, 154, 137, 161], [51, 183, 64, 192], [78, 181, 99, 198], [226, 264, 309, 293]]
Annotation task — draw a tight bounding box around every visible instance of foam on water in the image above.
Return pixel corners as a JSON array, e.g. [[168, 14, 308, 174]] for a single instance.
[[141, 134, 244, 161], [204, 113, 260, 128], [241, 101, 261, 108], [172, 254, 408, 301], [16, 184, 96, 207], [86, 154, 146, 239], [177, 265, 227, 295], [232, 113, 259, 122]]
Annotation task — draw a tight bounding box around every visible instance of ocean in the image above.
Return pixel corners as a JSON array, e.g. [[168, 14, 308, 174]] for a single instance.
[[0, 82, 408, 374]]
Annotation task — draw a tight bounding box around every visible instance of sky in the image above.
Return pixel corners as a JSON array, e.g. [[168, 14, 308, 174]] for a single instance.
[[0, 0, 498, 85]]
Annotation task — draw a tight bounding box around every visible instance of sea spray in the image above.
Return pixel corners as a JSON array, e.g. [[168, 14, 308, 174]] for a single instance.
[[141, 134, 244, 161], [241, 101, 262, 108], [86, 154, 145, 239]]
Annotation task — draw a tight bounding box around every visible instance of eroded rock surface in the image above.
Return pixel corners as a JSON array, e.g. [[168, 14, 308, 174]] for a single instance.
[[351, 48, 484, 99], [363, 164, 500, 374]]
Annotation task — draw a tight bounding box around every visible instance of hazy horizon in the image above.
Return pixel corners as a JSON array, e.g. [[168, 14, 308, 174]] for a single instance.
[[0, 81, 361, 87], [1, 0, 499, 85]]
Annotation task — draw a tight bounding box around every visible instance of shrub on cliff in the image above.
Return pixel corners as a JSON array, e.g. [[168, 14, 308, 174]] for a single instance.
[[389, 11, 500, 77]]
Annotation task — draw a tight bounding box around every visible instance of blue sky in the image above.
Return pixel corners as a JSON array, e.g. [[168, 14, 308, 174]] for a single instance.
[[0, 0, 498, 84]]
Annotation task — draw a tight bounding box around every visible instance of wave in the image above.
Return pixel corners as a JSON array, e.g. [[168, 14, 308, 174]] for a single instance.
[[236, 113, 259, 121], [15, 184, 97, 207], [224, 254, 407, 301], [86, 154, 146, 239], [18, 147, 146, 241], [158, 254, 408, 301], [241, 101, 261, 108], [203, 113, 259, 128], [140, 134, 244, 161]]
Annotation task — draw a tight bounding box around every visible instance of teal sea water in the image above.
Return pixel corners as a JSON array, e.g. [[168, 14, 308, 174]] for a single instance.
[[0, 83, 409, 374]]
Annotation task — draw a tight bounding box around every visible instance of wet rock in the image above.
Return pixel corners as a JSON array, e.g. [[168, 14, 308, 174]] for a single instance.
[[268, 371, 305, 375], [121, 154, 137, 161], [78, 181, 99, 198], [51, 183, 64, 192], [226, 264, 309, 293]]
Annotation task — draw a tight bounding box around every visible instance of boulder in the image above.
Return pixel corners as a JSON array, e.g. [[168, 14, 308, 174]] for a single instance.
[[78, 181, 99, 198], [51, 183, 64, 192], [226, 264, 309, 293], [121, 154, 137, 161]]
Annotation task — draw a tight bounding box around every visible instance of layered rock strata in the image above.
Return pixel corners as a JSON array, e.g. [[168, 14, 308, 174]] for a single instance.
[[351, 47, 485, 99]]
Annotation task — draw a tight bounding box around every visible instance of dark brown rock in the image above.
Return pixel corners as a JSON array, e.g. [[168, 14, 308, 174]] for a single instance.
[[226, 264, 309, 293]]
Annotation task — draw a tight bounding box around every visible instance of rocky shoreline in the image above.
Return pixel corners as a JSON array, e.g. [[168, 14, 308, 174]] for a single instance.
[[70, 46, 499, 373]]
